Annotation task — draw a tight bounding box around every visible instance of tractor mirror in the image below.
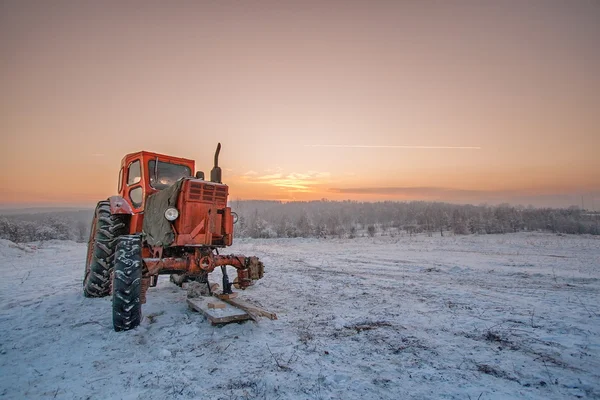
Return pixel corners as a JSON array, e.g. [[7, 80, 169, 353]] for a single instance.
[[195, 171, 205, 180]]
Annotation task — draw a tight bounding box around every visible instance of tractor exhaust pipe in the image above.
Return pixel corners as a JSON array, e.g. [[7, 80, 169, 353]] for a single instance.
[[210, 143, 222, 183]]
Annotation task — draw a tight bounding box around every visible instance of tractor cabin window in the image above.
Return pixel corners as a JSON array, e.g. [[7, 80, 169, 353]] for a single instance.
[[118, 168, 123, 192], [127, 160, 141, 185], [129, 187, 143, 208], [148, 160, 191, 190]]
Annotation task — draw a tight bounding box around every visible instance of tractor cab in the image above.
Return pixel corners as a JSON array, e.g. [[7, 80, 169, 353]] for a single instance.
[[114, 144, 233, 248], [117, 151, 196, 212]]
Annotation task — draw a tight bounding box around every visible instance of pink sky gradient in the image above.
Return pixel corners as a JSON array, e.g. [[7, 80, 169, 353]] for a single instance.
[[1, 1, 599, 208]]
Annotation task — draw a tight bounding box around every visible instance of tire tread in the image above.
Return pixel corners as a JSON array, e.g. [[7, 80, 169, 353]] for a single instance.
[[83, 201, 127, 297], [112, 235, 142, 331]]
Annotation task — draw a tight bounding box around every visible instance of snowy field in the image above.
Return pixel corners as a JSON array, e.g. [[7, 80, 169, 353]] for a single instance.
[[0, 233, 599, 400]]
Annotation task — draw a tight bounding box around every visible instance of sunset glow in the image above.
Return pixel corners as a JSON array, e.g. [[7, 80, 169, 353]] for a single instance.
[[1, 1, 599, 208]]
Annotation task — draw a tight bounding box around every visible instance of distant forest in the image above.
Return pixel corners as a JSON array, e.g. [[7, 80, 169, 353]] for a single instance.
[[0, 200, 598, 244], [231, 200, 600, 238]]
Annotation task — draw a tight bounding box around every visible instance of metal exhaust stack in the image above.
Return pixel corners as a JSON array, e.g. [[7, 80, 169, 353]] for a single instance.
[[210, 143, 222, 183]]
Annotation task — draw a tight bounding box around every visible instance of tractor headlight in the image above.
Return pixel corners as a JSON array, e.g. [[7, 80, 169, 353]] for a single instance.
[[164, 207, 179, 221]]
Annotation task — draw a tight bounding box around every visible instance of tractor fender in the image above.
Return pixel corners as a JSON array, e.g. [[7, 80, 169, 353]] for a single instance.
[[108, 196, 133, 215]]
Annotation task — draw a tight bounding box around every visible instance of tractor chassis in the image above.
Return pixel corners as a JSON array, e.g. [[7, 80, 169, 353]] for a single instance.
[[139, 247, 264, 303]]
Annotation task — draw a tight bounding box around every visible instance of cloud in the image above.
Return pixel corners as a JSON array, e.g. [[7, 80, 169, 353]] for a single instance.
[[255, 173, 283, 180], [308, 171, 331, 178], [329, 187, 484, 197], [305, 145, 481, 150], [328, 186, 600, 207], [243, 170, 258, 176], [240, 170, 331, 193]]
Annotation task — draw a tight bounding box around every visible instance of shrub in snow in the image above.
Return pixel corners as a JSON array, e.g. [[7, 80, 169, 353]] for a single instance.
[[367, 225, 376, 237]]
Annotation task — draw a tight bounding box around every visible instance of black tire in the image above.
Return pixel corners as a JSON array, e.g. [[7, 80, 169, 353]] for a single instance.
[[112, 235, 143, 332], [83, 201, 127, 297]]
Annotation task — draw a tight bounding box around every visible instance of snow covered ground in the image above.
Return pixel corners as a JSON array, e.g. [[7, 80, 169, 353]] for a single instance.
[[0, 233, 599, 400]]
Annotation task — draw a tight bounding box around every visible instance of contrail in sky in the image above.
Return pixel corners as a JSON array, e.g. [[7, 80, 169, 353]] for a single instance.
[[304, 145, 481, 150]]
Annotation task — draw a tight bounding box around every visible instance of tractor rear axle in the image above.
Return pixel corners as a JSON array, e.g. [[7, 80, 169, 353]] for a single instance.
[[143, 251, 264, 287]]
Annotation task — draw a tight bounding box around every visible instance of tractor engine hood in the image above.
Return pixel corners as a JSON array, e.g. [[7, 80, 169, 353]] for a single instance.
[[143, 179, 184, 247]]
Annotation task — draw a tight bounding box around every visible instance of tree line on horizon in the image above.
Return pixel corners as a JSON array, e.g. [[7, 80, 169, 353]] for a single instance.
[[232, 200, 599, 238], [0, 200, 598, 244]]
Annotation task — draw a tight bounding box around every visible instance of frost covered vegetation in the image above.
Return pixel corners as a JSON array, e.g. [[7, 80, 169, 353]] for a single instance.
[[1, 201, 598, 243], [232, 200, 600, 238], [0, 210, 91, 243]]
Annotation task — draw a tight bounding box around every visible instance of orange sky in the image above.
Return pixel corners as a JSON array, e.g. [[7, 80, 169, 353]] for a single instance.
[[1, 1, 599, 208]]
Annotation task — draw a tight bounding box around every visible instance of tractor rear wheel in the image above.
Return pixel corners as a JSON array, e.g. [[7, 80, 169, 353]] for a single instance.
[[112, 235, 143, 332], [83, 201, 126, 297]]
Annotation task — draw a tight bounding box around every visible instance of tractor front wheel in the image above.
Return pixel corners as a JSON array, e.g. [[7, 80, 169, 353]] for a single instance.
[[83, 201, 126, 297], [112, 235, 143, 332]]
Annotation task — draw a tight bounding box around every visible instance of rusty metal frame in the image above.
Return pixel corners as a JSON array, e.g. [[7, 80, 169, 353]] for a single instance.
[[142, 252, 263, 290]]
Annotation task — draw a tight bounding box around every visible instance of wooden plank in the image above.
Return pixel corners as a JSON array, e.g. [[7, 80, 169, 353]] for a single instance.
[[220, 297, 278, 320], [215, 292, 238, 300], [187, 297, 251, 325], [208, 302, 226, 309]]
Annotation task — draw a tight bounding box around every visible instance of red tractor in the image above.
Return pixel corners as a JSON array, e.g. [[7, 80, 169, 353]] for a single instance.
[[83, 144, 264, 331]]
